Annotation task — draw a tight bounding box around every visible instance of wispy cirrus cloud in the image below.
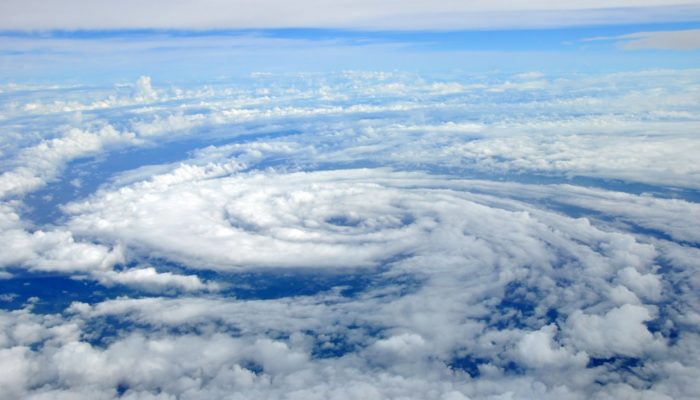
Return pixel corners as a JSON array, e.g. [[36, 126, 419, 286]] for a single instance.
[[583, 28, 700, 50], [1, 0, 700, 30]]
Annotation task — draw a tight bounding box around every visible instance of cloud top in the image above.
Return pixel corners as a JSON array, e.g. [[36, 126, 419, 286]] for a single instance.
[[1, 70, 699, 399]]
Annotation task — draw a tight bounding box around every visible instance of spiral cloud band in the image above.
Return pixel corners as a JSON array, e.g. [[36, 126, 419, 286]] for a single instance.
[[1, 69, 699, 399]]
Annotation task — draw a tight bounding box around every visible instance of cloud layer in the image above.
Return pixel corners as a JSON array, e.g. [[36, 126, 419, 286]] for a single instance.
[[2, 0, 700, 30], [1, 70, 699, 398]]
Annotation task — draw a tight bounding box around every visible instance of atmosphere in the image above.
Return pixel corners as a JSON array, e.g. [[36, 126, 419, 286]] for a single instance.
[[1, 2, 700, 400], [3, 0, 700, 30]]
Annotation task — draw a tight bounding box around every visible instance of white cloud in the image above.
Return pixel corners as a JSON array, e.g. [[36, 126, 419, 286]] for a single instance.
[[64, 168, 652, 274], [66, 169, 435, 269], [368, 333, 429, 365], [584, 29, 700, 50], [96, 267, 219, 292], [565, 304, 665, 358], [428, 131, 700, 190], [1, 1, 698, 30], [0, 225, 124, 274], [1, 69, 699, 399], [518, 325, 588, 368], [0, 283, 695, 399], [0, 347, 35, 399], [617, 267, 662, 302], [0, 121, 136, 200], [48, 165, 689, 396], [134, 76, 158, 102]]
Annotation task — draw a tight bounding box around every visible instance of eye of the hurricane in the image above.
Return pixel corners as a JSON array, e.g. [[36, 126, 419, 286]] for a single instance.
[[324, 212, 415, 231], [220, 184, 422, 240], [325, 214, 362, 228]]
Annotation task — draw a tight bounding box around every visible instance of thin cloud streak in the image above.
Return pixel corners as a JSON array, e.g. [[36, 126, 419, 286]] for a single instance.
[[1, 1, 700, 30], [583, 28, 700, 50]]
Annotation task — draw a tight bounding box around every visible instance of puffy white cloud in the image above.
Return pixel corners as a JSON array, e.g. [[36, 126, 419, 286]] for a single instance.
[[0, 346, 35, 398], [134, 76, 158, 102], [518, 325, 588, 368], [0, 225, 123, 274], [0, 293, 692, 399], [367, 333, 429, 365], [565, 304, 665, 358], [435, 133, 700, 189], [617, 267, 663, 302]]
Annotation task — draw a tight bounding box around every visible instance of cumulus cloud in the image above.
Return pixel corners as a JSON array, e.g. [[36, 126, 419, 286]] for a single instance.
[[133, 76, 158, 102], [518, 324, 588, 368], [565, 304, 665, 358], [0, 205, 123, 274]]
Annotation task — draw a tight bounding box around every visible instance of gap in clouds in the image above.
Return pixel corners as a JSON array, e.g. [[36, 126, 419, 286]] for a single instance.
[[19, 129, 308, 225], [0, 272, 132, 313]]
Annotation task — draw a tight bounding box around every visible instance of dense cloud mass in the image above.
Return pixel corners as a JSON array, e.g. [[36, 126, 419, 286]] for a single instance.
[[1, 70, 700, 399]]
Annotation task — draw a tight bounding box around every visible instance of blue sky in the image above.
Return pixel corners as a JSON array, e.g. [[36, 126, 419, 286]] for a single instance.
[[2, 21, 700, 83]]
